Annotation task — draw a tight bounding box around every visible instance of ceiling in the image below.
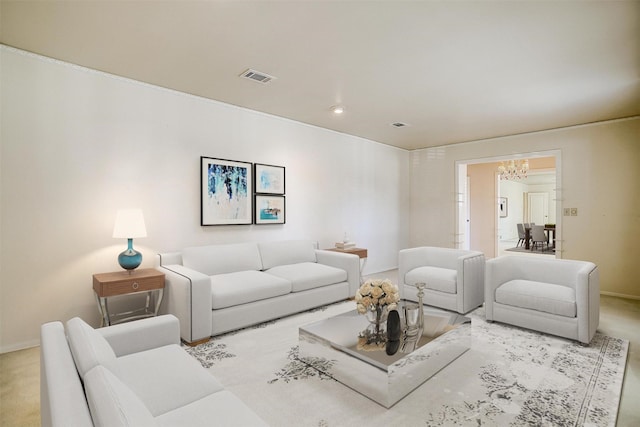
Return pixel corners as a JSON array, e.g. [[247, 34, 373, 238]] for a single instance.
[[1, 1, 639, 150]]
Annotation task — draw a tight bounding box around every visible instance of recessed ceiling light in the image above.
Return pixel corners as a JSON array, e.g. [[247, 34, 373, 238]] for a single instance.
[[331, 105, 345, 114]]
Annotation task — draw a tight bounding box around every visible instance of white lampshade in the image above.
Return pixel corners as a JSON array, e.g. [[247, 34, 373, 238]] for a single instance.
[[112, 209, 147, 239]]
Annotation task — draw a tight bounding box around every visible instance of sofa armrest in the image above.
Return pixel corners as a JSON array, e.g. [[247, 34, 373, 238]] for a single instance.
[[315, 249, 360, 296], [575, 263, 599, 344], [97, 315, 180, 357], [157, 264, 213, 344], [40, 322, 94, 427], [457, 252, 485, 313]]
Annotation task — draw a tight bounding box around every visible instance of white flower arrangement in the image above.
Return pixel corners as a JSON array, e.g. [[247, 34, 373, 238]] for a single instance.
[[355, 279, 400, 314]]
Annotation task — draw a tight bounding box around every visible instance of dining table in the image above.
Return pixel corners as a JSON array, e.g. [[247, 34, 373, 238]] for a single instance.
[[524, 225, 556, 250]]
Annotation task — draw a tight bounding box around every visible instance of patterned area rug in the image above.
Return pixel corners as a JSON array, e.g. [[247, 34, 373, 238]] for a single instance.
[[185, 301, 628, 426]]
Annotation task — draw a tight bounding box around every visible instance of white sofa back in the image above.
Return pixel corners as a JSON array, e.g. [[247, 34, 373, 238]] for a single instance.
[[258, 240, 317, 269], [183, 242, 263, 275], [169, 240, 320, 273]]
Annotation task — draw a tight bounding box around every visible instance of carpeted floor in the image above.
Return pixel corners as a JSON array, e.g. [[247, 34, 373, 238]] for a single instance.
[[185, 301, 628, 427]]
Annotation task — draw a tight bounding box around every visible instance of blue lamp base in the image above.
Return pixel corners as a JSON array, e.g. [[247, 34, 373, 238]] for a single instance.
[[118, 238, 142, 271]]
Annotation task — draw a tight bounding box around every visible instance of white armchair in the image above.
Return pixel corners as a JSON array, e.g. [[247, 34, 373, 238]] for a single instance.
[[485, 256, 599, 344], [398, 247, 485, 314]]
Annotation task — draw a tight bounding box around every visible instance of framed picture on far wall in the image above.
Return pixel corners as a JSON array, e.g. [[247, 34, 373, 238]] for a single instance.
[[499, 197, 508, 218], [255, 195, 285, 224], [254, 163, 285, 195], [201, 157, 253, 225]]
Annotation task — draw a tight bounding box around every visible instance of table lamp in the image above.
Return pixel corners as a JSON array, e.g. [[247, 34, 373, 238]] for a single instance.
[[112, 208, 147, 271]]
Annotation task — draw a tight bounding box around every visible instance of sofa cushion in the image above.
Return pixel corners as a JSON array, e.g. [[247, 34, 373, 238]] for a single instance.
[[116, 344, 225, 417], [258, 240, 317, 269], [266, 262, 347, 292], [66, 317, 119, 379], [155, 390, 268, 427], [211, 270, 292, 310], [84, 365, 156, 427], [183, 243, 263, 276], [496, 279, 576, 317], [405, 266, 457, 294]]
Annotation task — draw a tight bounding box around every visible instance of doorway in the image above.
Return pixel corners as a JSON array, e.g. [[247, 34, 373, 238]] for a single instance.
[[455, 150, 562, 259]]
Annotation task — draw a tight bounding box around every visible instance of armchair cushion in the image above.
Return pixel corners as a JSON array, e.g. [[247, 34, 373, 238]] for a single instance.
[[66, 317, 119, 379], [495, 280, 576, 317], [84, 366, 156, 427], [266, 262, 347, 292], [404, 266, 457, 294], [211, 270, 291, 309]]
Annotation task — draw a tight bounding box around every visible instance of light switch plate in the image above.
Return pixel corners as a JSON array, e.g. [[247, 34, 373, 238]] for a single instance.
[[564, 208, 571, 216], [570, 208, 578, 216]]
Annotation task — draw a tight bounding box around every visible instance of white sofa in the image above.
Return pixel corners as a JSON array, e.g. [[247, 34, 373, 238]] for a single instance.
[[485, 256, 600, 344], [157, 240, 361, 344], [398, 246, 485, 314], [40, 314, 266, 427]]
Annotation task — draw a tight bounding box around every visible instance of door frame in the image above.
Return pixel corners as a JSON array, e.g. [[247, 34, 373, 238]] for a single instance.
[[454, 149, 562, 258]]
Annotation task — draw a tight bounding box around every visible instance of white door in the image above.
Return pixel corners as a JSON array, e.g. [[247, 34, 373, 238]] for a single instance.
[[528, 192, 548, 225]]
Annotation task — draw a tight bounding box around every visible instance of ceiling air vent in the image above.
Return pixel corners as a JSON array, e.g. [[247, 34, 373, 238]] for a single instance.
[[239, 69, 276, 84], [391, 122, 409, 128]]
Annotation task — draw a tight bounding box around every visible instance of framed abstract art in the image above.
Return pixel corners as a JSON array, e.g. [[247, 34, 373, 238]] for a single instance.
[[254, 163, 285, 195], [255, 195, 285, 224], [201, 157, 253, 225]]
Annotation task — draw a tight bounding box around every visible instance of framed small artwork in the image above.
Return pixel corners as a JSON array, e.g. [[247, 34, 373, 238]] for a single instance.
[[255, 195, 285, 224], [254, 163, 285, 195], [201, 157, 253, 225], [499, 197, 508, 218]]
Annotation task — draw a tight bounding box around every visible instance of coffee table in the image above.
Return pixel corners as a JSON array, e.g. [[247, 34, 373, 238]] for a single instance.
[[298, 303, 471, 408]]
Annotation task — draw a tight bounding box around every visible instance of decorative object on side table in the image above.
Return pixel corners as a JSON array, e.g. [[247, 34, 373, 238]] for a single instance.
[[112, 208, 147, 271], [355, 279, 400, 349]]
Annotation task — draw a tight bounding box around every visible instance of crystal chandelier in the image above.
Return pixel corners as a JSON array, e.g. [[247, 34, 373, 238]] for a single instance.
[[498, 159, 529, 180]]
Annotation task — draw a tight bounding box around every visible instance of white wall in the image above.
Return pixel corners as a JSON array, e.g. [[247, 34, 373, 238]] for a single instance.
[[0, 47, 410, 352], [410, 117, 640, 300]]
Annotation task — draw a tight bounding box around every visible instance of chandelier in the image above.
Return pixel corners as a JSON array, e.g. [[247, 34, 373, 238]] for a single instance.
[[498, 159, 529, 180]]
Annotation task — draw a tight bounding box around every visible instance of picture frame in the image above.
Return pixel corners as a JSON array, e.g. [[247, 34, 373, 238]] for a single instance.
[[201, 157, 253, 225], [255, 195, 285, 224], [499, 197, 508, 218], [254, 163, 285, 195]]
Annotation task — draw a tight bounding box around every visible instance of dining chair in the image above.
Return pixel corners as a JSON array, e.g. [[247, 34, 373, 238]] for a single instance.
[[516, 223, 527, 247], [530, 225, 548, 251]]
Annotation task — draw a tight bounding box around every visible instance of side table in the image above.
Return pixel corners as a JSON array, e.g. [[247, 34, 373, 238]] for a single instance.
[[92, 268, 165, 326], [325, 247, 368, 283]]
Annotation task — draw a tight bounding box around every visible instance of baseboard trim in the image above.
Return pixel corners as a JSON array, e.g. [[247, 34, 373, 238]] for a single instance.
[[601, 291, 640, 301], [0, 339, 40, 355]]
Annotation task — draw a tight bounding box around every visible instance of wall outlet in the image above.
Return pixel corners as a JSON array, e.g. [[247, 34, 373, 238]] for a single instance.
[[570, 208, 578, 216], [564, 208, 571, 216]]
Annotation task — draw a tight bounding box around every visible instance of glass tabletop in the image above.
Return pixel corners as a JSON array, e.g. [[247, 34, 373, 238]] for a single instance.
[[299, 301, 470, 371]]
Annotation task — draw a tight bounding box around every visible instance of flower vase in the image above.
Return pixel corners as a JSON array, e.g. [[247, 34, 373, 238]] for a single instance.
[[365, 305, 388, 336]]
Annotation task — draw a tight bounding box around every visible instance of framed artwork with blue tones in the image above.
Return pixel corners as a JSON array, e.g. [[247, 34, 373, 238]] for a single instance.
[[254, 163, 285, 195], [201, 157, 253, 225], [255, 195, 285, 224]]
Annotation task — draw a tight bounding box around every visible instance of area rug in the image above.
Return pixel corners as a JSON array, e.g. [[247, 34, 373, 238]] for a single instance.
[[505, 245, 555, 255], [185, 301, 628, 426]]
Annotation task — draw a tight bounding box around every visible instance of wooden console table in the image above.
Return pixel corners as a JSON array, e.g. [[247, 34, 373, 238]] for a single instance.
[[93, 268, 165, 326]]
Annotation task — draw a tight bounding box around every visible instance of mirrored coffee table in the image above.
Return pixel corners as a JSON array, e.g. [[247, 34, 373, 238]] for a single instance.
[[298, 303, 471, 408]]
